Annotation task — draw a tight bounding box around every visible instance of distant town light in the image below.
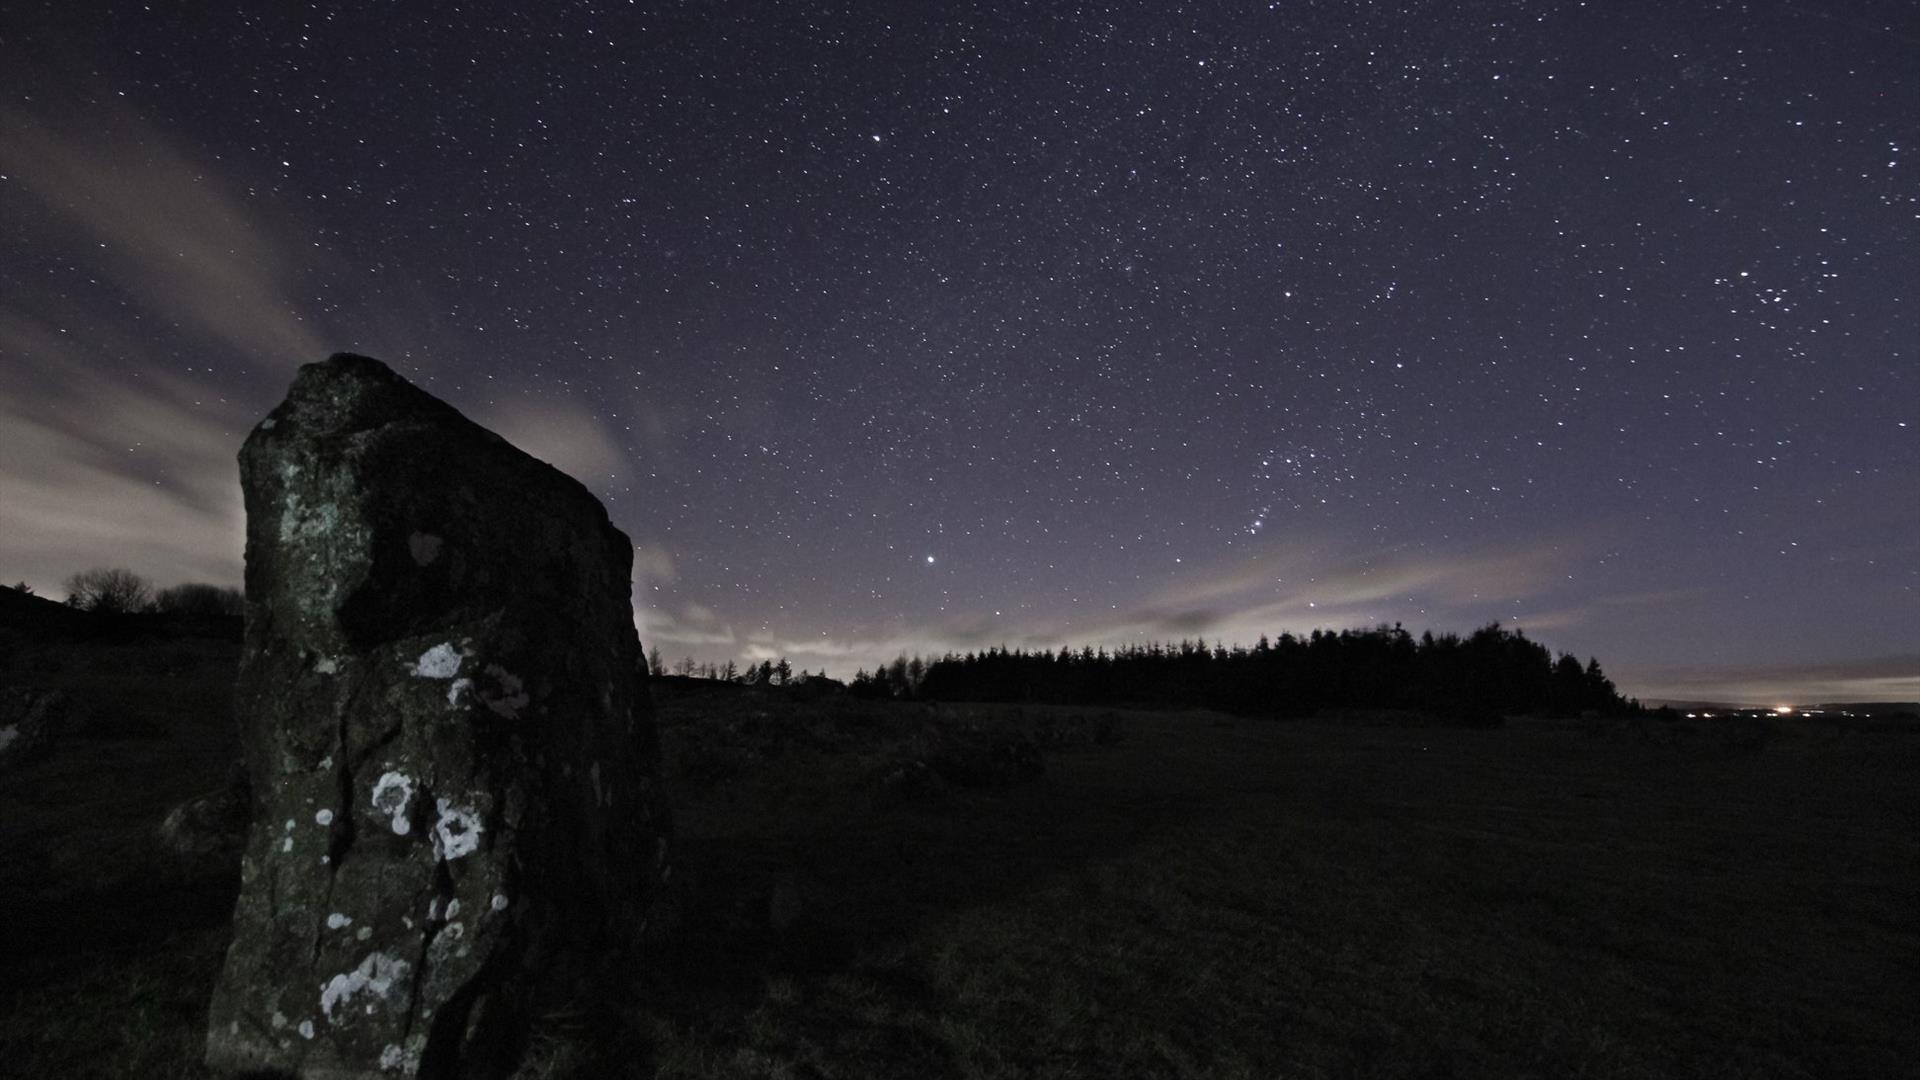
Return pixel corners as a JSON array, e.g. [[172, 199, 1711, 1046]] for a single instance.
[[1773, 705, 1794, 715]]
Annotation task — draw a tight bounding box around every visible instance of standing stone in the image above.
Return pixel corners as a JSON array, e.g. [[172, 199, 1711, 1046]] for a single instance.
[[207, 354, 670, 1079]]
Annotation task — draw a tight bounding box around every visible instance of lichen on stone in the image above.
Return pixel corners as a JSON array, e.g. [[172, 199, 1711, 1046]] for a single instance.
[[370, 771, 415, 835], [411, 643, 464, 679], [431, 797, 483, 861], [209, 354, 672, 1079], [320, 951, 413, 1022]]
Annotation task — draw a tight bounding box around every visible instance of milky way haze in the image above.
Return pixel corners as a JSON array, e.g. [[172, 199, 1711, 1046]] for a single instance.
[[2, 2, 1913, 704]]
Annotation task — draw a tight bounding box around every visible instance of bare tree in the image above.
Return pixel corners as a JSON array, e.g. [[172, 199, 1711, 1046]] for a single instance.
[[155, 583, 245, 617], [63, 567, 154, 614]]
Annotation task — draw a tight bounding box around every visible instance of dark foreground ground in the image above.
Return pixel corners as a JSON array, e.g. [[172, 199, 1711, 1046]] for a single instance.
[[1, 639, 1915, 1079]]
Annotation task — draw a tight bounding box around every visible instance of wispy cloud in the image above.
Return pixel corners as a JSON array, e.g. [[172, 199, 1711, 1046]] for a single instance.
[[631, 544, 676, 586], [1629, 654, 1920, 707], [483, 397, 633, 488], [658, 535, 1598, 679], [0, 104, 328, 368], [637, 603, 738, 652], [1054, 534, 1589, 649], [0, 102, 337, 592], [0, 331, 250, 591]]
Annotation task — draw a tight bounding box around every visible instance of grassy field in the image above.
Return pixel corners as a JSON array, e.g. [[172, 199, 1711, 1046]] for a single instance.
[[1, 643, 1915, 1078]]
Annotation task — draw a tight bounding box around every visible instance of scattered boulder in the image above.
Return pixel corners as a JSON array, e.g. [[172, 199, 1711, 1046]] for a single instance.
[[205, 354, 671, 1079], [158, 761, 251, 863], [0, 687, 74, 771]]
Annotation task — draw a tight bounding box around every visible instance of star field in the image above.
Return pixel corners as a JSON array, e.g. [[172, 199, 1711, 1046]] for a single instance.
[[1, 1, 1913, 703]]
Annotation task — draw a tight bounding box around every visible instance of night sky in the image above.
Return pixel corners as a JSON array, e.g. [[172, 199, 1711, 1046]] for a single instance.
[[2, 2, 1913, 704]]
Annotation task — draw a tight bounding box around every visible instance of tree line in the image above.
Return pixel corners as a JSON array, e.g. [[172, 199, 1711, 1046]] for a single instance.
[[855, 623, 1631, 718], [16, 567, 244, 618], [39, 567, 1627, 718], [644, 647, 828, 687]]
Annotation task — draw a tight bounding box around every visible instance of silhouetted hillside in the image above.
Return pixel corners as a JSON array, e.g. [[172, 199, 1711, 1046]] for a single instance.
[[0, 585, 90, 639], [0, 586, 239, 646]]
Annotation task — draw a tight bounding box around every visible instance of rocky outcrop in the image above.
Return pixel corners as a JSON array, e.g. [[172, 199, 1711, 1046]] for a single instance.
[[206, 354, 669, 1079], [0, 687, 74, 772]]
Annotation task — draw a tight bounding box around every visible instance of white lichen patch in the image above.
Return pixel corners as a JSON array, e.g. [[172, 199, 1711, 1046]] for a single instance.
[[411, 642, 464, 679], [0, 726, 17, 755], [380, 1034, 426, 1074], [315, 808, 335, 826], [446, 677, 472, 707], [357, 925, 373, 941], [408, 532, 443, 566], [259, 417, 277, 431], [370, 772, 416, 835], [271, 1011, 287, 1030], [444, 898, 462, 920], [327, 913, 353, 930], [431, 798, 483, 861], [427, 921, 469, 965], [320, 952, 413, 1022], [282, 836, 294, 853], [315, 657, 339, 675], [490, 893, 509, 912], [479, 665, 530, 718], [298, 1020, 315, 1040]]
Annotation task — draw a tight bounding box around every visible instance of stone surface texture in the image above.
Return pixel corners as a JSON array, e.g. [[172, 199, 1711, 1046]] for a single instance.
[[206, 354, 668, 1079]]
